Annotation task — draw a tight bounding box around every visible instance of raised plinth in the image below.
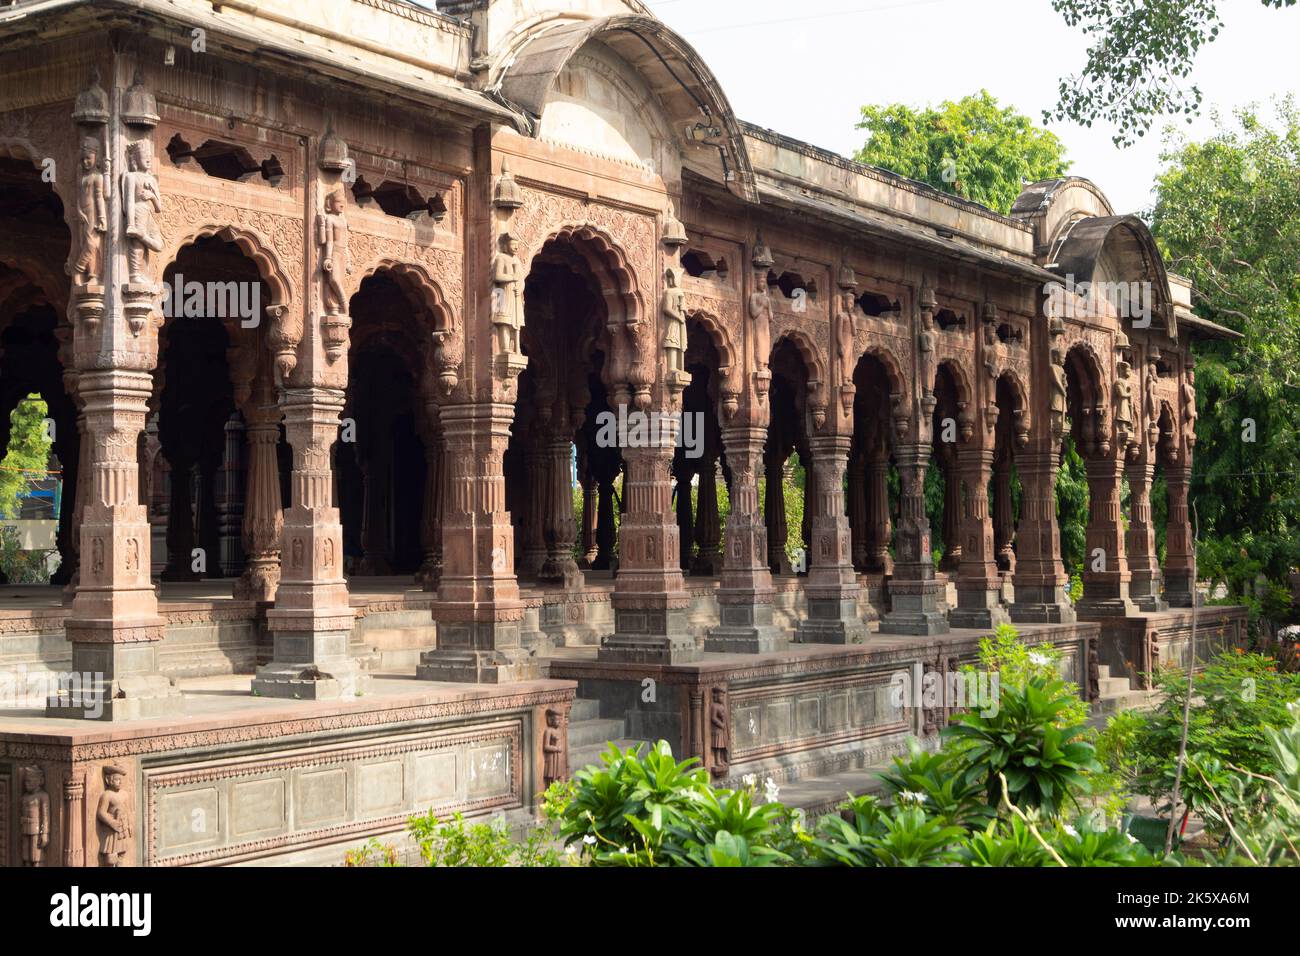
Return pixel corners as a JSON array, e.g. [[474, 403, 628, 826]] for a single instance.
[[255, 609, 371, 701], [706, 597, 789, 654], [880, 578, 950, 636]]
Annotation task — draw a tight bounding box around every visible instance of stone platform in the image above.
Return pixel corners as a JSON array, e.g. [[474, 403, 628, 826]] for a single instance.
[[0, 673, 575, 867]]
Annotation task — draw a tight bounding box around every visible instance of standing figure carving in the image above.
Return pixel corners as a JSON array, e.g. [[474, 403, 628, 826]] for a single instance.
[[491, 232, 524, 356], [96, 763, 132, 867], [121, 140, 162, 285], [1049, 346, 1068, 439], [662, 268, 686, 374], [918, 308, 937, 400], [74, 136, 107, 285], [709, 686, 729, 775], [834, 291, 856, 385], [1182, 365, 1197, 445], [542, 708, 566, 788], [20, 765, 50, 867], [318, 188, 351, 315], [748, 282, 771, 372], [1114, 357, 1134, 453]]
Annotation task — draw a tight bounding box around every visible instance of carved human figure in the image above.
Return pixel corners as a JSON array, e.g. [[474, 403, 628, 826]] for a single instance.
[[74, 136, 107, 285], [709, 686, 729, 773], [748, 282, 772, 371], [1182, 367, 1197, 435], [542, 708, 566, 787], [1049, 347, 1068, 435], [1114, 359, 1134, 446], [318, 188, 351, 315], [1144, 360, 1160, 435], [834, 291, 856, 384], [662, 268, 687, 373], [20, 765, 50, 867], [918, 309, 937, 398], [96, 762, 132, 867], [491, 232, 524, 356], [121, 139, 162, 285]]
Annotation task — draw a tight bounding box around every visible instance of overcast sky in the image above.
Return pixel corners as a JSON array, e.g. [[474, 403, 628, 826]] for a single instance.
[[639, 0, 1299, 216]]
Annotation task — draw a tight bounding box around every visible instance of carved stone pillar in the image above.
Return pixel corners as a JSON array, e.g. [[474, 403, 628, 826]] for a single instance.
[[233, 390, 282, 603], [673, 456, 694, 571], [1126, 459, 1166, 611], [356, 425, 393, 576], [539, 432, 581, 588], [707, 426, 786, 652], [256, 387, 368, 699], [592, 474, 617, 571], [763, 447, 790, 575], [993, 445, 1015, 573], [881, 442, 949, 634], [1164, 460, 1195, 607], [52, 369, 181, 719], [1010, 448, 1077, 623], [195, 452, 221, 577], [950, 444, 1009, 628], [419, 402, 537, 682], [1077, 455, 1138, 616], [579, 475, 598, 568], [62, 771, 85, 867], [160, 452, 196, 582], [848, 450, 868, 571], [798, 434, 871, 642], [218, 412, 245, 576], [937, 443, 962, 573], [865, 450, 892, 574], [518, 435, 548, 579], [415, 410, 445, 590], [691, 456, 722, 576], [600, 441, 696, 663]]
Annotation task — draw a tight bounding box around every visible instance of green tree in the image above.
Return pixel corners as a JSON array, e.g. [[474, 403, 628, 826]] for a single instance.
[[0, 395, 52, 518], [1149, 101, 1300, 592], [855, 90, 1070, 215], [1048, 0, 1296, 147]]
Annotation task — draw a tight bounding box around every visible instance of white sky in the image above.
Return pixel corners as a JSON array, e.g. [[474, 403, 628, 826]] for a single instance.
[[640, 0, 1300, 216]]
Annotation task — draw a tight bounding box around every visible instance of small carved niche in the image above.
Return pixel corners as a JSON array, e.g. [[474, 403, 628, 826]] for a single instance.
[[370, 180, 446, 221], [166, 134, 284, 185], [934, 308, 966, 332], [858, 290, 900, 317], [681, 249, 729, 281]]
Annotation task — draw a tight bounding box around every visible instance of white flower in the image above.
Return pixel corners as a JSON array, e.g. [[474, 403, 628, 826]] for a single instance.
[[618, 846, 628, 854], [763, 777, 780, 803], [564, 844, 579, 856], [898, 790, 929, 805], [742, 773, 757, 789], [1125, 832, 1138, 844], [1029, 652, 1051, 667], [582, 834, 597, 846], [1062, 824, 1079, 838]]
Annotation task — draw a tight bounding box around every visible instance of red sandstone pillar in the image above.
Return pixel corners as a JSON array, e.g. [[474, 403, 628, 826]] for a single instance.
[[1077, 454, 1138, 616], [951, 444, 1009, 628], [881, 440, 949, 634], [1009, 446, 1076, 623], [1164, 460, 1195, 607], [233, 379, 283, 602], [1125, 458, 1166, 611], [797, 433, 871, 642]]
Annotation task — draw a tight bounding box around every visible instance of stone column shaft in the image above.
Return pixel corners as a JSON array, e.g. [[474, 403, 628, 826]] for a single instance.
[[1126, 459, 1166, 611], [691, 457, 722, 576], [1010, 448, 1076, 623], [540, 433, 581, 587], [865, 453, 892, 574], [1164, 461, 1195, 607], [233, 392, 282, 602], [881, 442, 949, 634], [951, 444, 1009, 628], [798, 433, 871, 642], [1076, 455, 1138, 617]]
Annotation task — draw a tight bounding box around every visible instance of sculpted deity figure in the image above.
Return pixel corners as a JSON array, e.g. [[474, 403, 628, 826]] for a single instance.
[[834, 291, 857, 385], [121, 139, 162, 285], [1114, 358, 1134, 447], [74, 136, 107, 285], [318, 188, 351, 315], [748, 279, 772, 371], [542, 708, 565, 788], [1182, 366, 1198, 437], [491, 232, 524, 356], [918, 308, 937, 399], [1144, 360, 1159, 432], [20, 765, 50, 867], [709, 686, 729, 774], [1049, 346, 1068, 435], [97, 762, 132, 867], [662, 268, 687, 373]]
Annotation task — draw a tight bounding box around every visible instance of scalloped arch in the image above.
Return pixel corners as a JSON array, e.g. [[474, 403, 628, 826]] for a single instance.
[[346, 260, 454, 335], [684, 308, 736, 371], [163, 223, 292, 311], [772, 328, 827, 386]]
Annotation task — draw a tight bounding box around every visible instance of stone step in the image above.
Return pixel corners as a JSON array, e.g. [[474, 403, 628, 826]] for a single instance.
[[1099, 675, 1132, 697], [569, 738, 648, 775], [566, 718, 627, 749], [1091, 688, 1159, 718], [570, 697, 601, 722], [1097, 664, 1112, 681]]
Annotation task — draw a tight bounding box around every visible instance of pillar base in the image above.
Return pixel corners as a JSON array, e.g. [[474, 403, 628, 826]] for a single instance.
[[880, 578, 950, 636], [796, 597, 870, 644], [418, 618, 544, 683], [254, 618, 371, 700], [707, 600, 789, 654], [1075, 596, 1140, 618], [1164, 573, 1195, 608], [1010, 585, 1078, 624], [1132, 593, 1169, 613], [600, 606, 698, 663], [47, 623, 184, 721]]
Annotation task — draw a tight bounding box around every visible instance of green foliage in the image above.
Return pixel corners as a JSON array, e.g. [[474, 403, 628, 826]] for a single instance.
[[855, 90, 1069, 214], [876, 738, 994, 831], [957, 816, 1052, 867], [407, 811, 564, 867], [973, 623, 1089, 728], [1055, 433, 1088, 579], [1051, 820, 1157, 866], [1151, 102, 1300, 603], [0, 395, 52, 519], [810, 796, 965, 867], [1048, 0, 1296, 146], [944, 675, 1102, 816], [0, 524, 52, 585], [1126, 651, 1300, 829]]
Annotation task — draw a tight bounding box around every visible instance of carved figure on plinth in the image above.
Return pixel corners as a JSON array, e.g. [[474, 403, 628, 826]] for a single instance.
[[74, 136, 107, 285], [542, 708, 566, 788], [1145, 359, 1160, 447], [20, 765, 50, 867], [748, 281, 771, 372], [1114, 357, 1135, 454], [121, 140, 162, 286], [318, 188, 351, 316], [662, 268, 686, 374], [835, 291, 856, 385], [491, 232, 524, 357], [1049, 346, 1068, 440], [918, 309, 937, 401], [709, 686, 729, 775], [1182, 365, 1197, 446], [96, 763, 132, 867]]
